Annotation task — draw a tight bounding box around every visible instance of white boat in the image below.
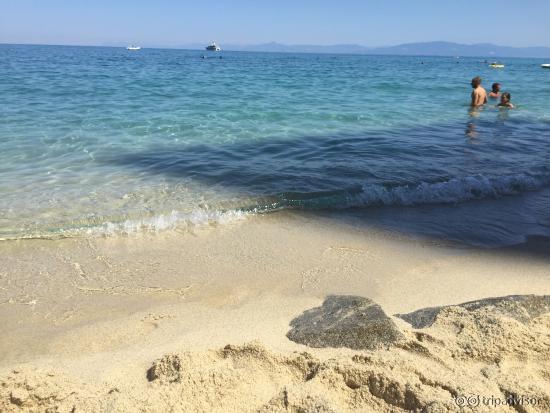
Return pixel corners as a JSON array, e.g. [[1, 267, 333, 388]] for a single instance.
[[541, 64, 550, 69], [205, 42, 221, 51], [126, 45, 141, 51]]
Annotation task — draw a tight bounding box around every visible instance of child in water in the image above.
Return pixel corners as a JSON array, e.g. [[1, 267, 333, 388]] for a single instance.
[[498, 92, 514, 108]]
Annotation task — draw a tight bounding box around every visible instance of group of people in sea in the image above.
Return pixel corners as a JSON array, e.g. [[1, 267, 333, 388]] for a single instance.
[[470, 76, 514, 108]]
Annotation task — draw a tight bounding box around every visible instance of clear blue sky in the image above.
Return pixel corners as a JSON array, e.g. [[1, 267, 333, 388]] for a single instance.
[[1, 0, 550, 47]]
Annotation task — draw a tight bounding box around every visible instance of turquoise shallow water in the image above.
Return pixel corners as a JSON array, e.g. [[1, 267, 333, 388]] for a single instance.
[[1, 44, 550, 245]]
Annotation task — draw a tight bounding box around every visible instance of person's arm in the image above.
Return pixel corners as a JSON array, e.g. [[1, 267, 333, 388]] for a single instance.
[[471, 91, 477, 106]]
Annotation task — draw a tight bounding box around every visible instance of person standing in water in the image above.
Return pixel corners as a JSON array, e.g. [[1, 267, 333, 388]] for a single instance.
[[470, 76, 488, 107], [489, 82, 501, 99]]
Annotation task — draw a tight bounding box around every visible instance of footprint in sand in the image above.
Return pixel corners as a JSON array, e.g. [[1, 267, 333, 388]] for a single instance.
[[141, 313, 175, 329]]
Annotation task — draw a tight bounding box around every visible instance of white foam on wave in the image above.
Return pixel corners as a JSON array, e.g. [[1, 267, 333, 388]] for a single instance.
[[355, 173, 549, 207], [0, 208, 249, 241], [90, 208, 248, 236]]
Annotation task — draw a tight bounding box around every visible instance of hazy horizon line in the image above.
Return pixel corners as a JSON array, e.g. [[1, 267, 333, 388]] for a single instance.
[[3, 40, 550, 49]]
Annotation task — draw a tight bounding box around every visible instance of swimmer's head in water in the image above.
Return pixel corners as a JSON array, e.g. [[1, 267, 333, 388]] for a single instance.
[[492, 83, 501, 93], [501, 92, 511, 103], [471, 76, 482, 88]]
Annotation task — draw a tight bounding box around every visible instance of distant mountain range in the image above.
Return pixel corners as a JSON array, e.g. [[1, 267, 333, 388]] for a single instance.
[[370, 42, 550, 58], [180, 41, 550, 58]]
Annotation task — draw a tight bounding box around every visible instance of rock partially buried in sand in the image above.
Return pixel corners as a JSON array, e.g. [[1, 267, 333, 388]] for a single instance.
[[287, 295, 404, 350], [9, 388, 29, 406], [147, 354, 183, 383], [396, 294, 550, 328]]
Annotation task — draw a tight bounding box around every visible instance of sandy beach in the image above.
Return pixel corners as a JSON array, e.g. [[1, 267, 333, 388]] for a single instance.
[[1, 212, 549, 412]]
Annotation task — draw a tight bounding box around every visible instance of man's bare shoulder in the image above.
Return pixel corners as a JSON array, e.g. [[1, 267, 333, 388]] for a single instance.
[[473, 87, 487, 96]]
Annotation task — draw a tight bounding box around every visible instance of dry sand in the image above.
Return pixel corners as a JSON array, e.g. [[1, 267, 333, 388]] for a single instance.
[[0, 212, 549, 412]]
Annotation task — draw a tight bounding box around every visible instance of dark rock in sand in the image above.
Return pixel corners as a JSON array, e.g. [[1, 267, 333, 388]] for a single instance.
[[287, 295, 404, 350], [147, 354, 183, 383], [396, 294, 550, 329]]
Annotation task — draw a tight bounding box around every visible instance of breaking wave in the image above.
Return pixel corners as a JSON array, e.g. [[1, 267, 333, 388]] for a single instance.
[[258, 172, 550, 210], [2, 172, 549, 241]]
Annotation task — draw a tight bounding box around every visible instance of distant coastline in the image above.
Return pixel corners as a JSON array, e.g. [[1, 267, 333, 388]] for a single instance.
[[3, 40, 550, 58], [217, 41, 550, 58]]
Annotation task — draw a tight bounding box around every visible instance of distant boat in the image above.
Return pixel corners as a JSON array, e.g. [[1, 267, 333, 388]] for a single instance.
[[126, 45, 141, 51], [489, 62, 504, 68], [205, 42, 221, 51], [542, 64, 550, 69]]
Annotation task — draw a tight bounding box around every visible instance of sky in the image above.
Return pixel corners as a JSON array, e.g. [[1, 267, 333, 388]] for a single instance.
[[1, 0, 550, 48]]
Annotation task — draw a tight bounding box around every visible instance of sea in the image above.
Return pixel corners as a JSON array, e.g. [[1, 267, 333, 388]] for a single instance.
[[1, 44, 550, 247]]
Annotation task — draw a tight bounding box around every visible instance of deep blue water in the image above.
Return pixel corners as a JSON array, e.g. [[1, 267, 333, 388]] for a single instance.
[[1, 44, 550, 245]]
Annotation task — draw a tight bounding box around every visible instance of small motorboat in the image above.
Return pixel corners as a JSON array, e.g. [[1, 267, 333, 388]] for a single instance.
[[205, 42, 221, 51], [489, 62, 504, 68], [541, 64, 550, 69], [126, 45, 141, 51]]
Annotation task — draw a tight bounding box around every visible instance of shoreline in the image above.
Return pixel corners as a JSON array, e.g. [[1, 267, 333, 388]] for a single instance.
[[1, 211, 549, 411]]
